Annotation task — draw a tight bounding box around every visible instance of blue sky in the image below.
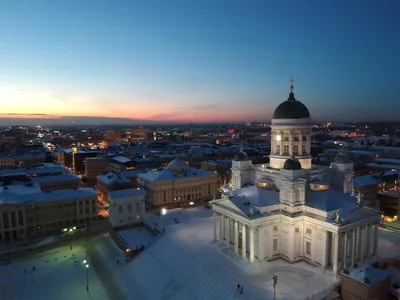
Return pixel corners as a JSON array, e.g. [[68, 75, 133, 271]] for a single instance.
[[0, 0, 399, 123]]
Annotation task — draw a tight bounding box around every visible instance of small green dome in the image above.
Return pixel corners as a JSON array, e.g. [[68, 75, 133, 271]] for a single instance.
[[273, 92, 310, 119], [283, 157, 302, 170], [333, 152, 352, 164], [235, 150, 249, 161]]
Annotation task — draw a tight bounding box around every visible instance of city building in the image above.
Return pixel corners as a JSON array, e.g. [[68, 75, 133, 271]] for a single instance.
[[340, 265, 392, 300], [96, 172, 134, 202], [31, 173, 80, 191], [137, 158, 219, 208], [211, 82, 381, 274], [108, 188, 146, 228], [0, 184, 98, 242], [85, 156, 110, 180]]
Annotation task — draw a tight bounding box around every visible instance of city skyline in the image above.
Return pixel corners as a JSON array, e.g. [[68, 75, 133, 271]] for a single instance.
[[0, 0, 399, 124]]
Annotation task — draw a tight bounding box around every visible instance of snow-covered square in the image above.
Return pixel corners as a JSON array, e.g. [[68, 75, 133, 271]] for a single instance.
[[1, 206, 399, 300], [0, 242, 108, 300]]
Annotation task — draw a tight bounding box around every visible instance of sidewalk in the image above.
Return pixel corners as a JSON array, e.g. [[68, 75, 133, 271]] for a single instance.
[[0, 220, 110, 258]]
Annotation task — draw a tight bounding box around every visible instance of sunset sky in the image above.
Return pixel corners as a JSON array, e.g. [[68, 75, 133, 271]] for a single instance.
[[0, 0, 399, 124]]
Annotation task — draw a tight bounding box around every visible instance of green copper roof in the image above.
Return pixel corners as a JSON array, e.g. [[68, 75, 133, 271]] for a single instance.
[[272, 92, 310, 119]]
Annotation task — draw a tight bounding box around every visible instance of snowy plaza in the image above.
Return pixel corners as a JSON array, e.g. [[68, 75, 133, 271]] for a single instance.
[[0, 206, 399, 300]]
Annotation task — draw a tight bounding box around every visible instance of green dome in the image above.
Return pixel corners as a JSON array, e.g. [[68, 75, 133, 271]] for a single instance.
[[283, 158, 302, 170], [273, 92, 310, 119], [235, 150, 249, 161], [333, 152, 352, 164]]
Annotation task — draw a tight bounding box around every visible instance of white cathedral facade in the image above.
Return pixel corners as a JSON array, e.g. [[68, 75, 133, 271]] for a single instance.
[[211, 82, 381, 274]]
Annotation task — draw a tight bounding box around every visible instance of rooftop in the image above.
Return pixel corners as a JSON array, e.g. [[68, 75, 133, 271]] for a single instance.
[[0, 186, 96, 204], [109, 187, 146, 200], [112, 156, 132, 164], [138, 167, 215, 182], [30, 173, 80, 184], [97, 172, 131, 185], [342, 266, 392, 286]]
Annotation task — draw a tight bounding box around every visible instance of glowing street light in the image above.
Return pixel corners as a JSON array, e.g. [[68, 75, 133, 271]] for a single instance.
[[161, 208, 167, 215], [189, 202, 194, 206], [82, 260, 90, 291]]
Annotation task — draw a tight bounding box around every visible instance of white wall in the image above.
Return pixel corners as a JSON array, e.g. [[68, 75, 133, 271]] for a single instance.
[[109, 195, 145, 227]]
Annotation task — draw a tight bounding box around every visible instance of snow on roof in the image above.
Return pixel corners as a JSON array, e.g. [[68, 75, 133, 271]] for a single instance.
[[354, 175, 379, 186], [0, 187, 96, 204], [375, 158, 400, 164], [138, 167, 215, 182], [202, 158, 232, 165], [109, 188, 146, 200], [343, 266, 392, 286], [166, 158, 188, 168], [119, 170, 146, 178], [31, 173, 80, 184], [366, 163, 400, 170], [97, 172, 131, 185], [112, 156, 132, 164]]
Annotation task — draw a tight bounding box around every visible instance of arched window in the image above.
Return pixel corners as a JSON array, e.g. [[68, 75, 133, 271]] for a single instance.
[[118, 206, 123, 214], [127, 204, 132, 213]]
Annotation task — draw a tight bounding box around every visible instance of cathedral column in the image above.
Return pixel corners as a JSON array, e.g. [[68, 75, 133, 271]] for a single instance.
[[351, 228, 356, 268], [343, 231, 348, 269], [366, 224, 371, 258], [279, 131, 284, 155], [333, 233, 339, 274], [226, 217, 230, 245], [356, 226, 360, 262], [360, 225, 365, 263], [299, 131, 303, 156], [241, 224, 247, 259], [220, 214, 224, 242], [213, 212, 217, 241], [234, 220, 238, 254], [373, 223, 378, 255], [289, 131, 293, 156], [249, 227, 255, 262]]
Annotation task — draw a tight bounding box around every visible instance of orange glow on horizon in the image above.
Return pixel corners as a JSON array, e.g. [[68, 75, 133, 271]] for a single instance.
[[0, 85, 273, 123]]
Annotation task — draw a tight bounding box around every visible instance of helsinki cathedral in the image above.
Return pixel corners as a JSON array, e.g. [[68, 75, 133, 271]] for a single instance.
[[211, 80, 381, 274]]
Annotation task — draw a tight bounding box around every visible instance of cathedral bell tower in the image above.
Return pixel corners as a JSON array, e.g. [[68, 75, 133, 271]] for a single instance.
[[231, 146, 252, 189], [279, 158, 307, 207], [270, 79, 313, 170], [330, 152, 354, 194]]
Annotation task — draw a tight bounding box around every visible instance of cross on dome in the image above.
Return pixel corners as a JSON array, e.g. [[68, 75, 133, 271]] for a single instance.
[[289, 78, 294, 92]]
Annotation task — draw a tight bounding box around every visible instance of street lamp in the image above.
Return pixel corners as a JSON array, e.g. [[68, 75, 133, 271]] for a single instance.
[[83, 260, 89, 291], [272, 274, 278, 300]]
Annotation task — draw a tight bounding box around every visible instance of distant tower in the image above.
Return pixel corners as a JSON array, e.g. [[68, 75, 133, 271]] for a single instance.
[[188, 122, 193, 134], [231, 145, 252, 189]]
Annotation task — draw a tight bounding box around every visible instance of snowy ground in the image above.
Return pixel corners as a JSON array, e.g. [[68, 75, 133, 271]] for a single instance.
[[0, 242, 108, 300], [118, 227, 155, 249], [3, 206, 398, 300], [377, 229, 400, 258]]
